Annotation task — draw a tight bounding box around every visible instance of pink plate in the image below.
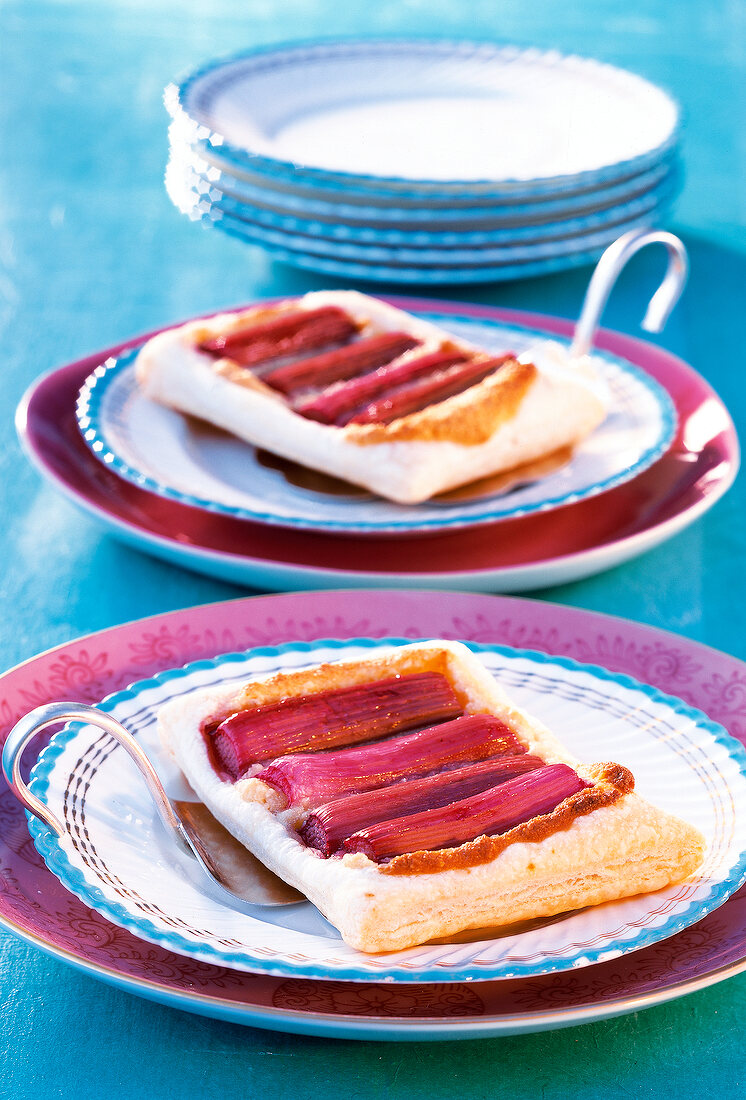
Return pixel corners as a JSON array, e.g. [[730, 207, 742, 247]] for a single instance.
[[3, 589, 746, 1039], [16, 299, 738, 590]]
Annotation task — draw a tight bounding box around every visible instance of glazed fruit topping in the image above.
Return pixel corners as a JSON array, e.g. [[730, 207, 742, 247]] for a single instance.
[[209, 672, 462, 779], [348, 354, 513, 425], [295, 349, 471, 425], [343, 763, 588, 862], [300, 754, 543, 856], [255, 713, 525, 806], [263, 331, 420, 395], [199, 306, 357, 366]]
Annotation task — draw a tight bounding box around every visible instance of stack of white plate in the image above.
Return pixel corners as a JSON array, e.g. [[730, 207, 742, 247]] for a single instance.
[[165, 38, 682, 284]]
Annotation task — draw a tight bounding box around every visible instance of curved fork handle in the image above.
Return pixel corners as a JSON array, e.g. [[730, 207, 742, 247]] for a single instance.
[[2, 701, 190, 852], [571, 228, 689, 359]]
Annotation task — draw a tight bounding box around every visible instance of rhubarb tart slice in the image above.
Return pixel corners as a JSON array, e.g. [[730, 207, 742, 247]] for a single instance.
[[157, 641, 705, 953], [135, 291, 608, 504]]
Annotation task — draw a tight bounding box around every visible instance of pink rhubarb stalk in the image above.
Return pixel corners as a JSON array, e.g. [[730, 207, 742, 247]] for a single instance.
[[199, 306, 357, 366], [210, 672, 462, 779], [348, 354, 513, 425], [263, 331, 420, 395], [301, 754, 544, 856], [296, 349, 471, 425], [255, 713, 525, 806], [343, 763, 587, 861]]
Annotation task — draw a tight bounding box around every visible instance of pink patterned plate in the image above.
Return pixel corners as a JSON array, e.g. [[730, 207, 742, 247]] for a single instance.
[[16, 299, 738, 592], [3, 590, 746, 1039]]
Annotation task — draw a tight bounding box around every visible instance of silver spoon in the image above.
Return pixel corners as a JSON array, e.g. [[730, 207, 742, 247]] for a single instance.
[[571, 226, 689, 359], [2, 700, 304, 909]]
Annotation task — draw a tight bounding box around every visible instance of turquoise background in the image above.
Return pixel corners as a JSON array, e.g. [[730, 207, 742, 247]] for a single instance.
[[2, 0, 746, 1095]]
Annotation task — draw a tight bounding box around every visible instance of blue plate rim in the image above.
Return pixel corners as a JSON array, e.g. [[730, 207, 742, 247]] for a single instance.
[[180, 196, 677, 284], [177, 140, 682, 233], [177, 164, 682, 256], [180, 133, 681, 212]]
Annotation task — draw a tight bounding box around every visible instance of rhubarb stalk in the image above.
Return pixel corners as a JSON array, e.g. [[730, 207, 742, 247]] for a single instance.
[[263, 331, 420, 395], [199, 306, 357, 366], [301, 754, 543, 856], [210, 671, 462, 779], [343, 763, 587, 861], [349, 354, 512, 425], [256, 713, 525, 805], [296, 348, 471, 424]]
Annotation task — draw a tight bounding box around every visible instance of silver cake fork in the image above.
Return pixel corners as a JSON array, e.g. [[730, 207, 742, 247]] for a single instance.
[[2, 700, 304, 909]]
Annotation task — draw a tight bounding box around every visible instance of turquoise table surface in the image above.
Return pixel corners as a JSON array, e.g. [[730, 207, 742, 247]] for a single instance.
[[3, 0, 746, 1095]]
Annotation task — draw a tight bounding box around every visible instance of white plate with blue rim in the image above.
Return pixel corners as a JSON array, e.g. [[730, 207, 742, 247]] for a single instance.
[[75, 311, 677, 535], [23, 637, 746, 983], [167, 38, 679, 194]]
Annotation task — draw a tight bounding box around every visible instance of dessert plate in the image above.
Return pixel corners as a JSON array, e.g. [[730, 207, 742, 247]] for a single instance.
[[169, 39, 679, 190], [4, 592, 746, 1038], [21, 636, 746, 984], [17, 301, 738, 591], [75, 312, 676, 534], [5, 592, 746, 1037]]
